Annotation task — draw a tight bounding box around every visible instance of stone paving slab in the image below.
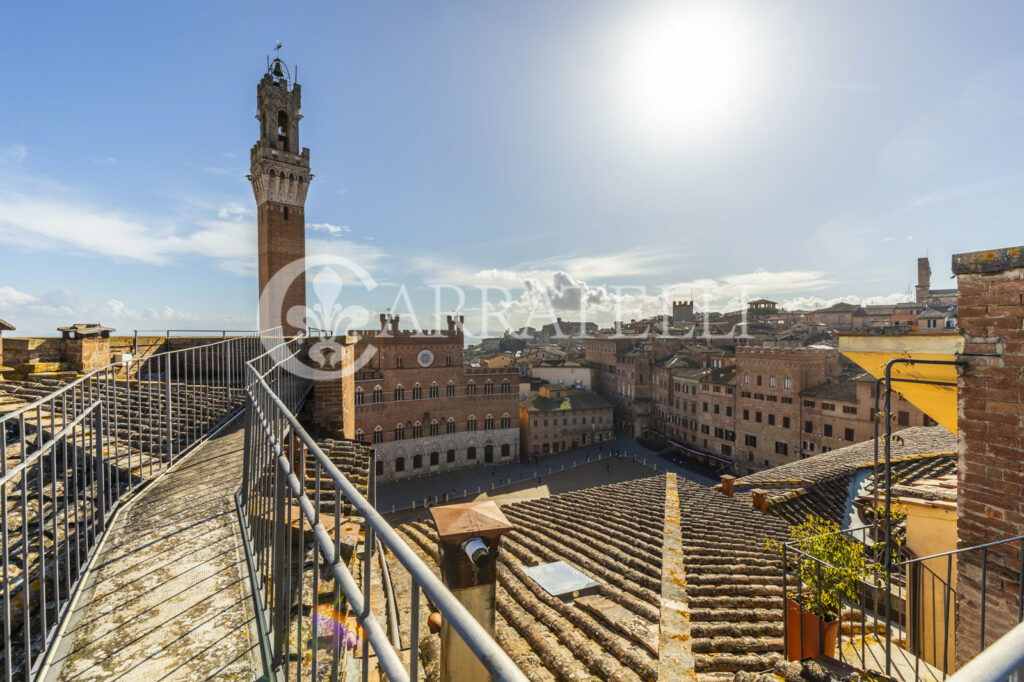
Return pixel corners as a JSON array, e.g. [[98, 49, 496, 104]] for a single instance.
[[47, 419, 263, 682]]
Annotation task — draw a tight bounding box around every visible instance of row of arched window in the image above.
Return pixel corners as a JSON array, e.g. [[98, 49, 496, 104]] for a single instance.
[[356, 414, 512, 444], [354, 380, 512, 405], [376, 443, 513, 475]]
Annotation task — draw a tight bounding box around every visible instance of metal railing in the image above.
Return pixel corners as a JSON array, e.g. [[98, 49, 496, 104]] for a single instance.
[[0, 329, 281, 680], [782, 525, 1024, 680], [236, 338, 528, 681], [949, 619, 1024, 682]]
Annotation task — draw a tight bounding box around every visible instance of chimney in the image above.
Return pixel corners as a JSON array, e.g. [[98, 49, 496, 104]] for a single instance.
[[391, 314, 400, 334], [379, 312, 387, 331], [311, 336, 357, 438], [951, 245, 1024, 665], [751, 488, 768, 512], [429, 501, 513, 682], [720, 475, 735, 497]]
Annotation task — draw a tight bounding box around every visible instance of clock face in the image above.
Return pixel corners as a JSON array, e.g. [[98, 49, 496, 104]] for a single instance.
[[416, 349, 434, 367]]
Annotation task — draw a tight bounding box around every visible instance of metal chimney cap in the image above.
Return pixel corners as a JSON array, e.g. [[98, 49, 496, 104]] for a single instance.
[[429, 500, 513, 544]]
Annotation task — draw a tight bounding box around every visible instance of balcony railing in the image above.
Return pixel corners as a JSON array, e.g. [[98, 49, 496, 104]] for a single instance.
[[0, 329, 279, 680], [235, 338, 528, 681], [782, 524, 1024, 680]]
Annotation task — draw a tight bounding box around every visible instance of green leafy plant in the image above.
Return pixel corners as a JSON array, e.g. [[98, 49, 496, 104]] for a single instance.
[[768, 516, 880, 620]]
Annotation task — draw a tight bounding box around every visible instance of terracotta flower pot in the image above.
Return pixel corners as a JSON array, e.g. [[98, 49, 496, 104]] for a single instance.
[[785, 598, 839, 660]]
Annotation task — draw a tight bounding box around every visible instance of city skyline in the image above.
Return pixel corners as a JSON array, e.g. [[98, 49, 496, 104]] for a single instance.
[[3, 1, 1024, 335]]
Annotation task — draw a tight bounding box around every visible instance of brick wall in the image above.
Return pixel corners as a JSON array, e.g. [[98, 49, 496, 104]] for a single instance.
[[951, 246, 1024, 664], [312, 341, 356, 439], [257, 202, 306, 336]]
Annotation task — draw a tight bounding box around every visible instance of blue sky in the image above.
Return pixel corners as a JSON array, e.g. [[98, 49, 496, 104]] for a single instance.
[[2, 1, 1022, 336]]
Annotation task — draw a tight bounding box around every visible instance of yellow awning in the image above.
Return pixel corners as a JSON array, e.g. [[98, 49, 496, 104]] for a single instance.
[[838, 333, 963, 433]]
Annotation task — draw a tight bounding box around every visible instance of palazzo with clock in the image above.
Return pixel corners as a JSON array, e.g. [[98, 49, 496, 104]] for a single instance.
[[350, 313, 521, 482]]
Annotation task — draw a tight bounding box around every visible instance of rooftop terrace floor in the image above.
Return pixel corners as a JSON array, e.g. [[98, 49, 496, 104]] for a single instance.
[[44, 419, 263, 681]]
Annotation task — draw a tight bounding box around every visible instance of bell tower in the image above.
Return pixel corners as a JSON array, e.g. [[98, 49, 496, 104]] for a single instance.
[[249, 52, 312, 335]]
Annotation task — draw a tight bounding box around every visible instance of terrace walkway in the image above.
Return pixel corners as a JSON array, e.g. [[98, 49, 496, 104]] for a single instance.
[[44, 419, 263, 682]]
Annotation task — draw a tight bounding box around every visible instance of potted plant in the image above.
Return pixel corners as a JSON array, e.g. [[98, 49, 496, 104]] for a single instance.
[[768, 516, 879, 661]]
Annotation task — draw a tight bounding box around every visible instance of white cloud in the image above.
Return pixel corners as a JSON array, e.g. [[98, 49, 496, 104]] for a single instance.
[[90, 156, 117, 166], [0, 286, 40, 307], [308, 222, 350, 236], [1, 144, 27, 164], [780, 292, 909, 311], [0, 287, 255, 336]]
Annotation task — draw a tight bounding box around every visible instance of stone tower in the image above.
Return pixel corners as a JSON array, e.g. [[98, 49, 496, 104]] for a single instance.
[[915, 257, 931, 304], [249, 55, 312, 335]]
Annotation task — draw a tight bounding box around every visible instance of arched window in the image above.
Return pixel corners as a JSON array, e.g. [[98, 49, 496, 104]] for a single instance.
[[355, 428, 364, 441], [412, 383, 422, 400], [277, 110, 289, 148], [394, 384, 404, 401], [501, 444, 511, 458], [485, 415, 494, 430], [429, 419, 439, 436], [467, 416, 477, 432], [501, 380, 510, 394], [394, 424, 405, 441], [446, 417, 456, 434], [446, 449, 455, 463], [395, 457, 405, 472], [501, 414, 511, 429], [430, 451, 439, 466], [373, 426, 383, 444], [467, 381, 476, 396], [484, 444, 494, 462], [376, 460, 383, 476], [446, 380, 455, 397], [355, 387, 364, 405], [429, 382, 439, 399], [412, 421, 423, 438], [484, 380, 494, 395], [413, 454, 423, 469], [467, 446, 477, 460], [373, 386, 383, 403]]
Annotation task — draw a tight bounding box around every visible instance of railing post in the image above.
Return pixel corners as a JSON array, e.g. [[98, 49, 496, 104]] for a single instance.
[[271, 456, 288, 669], [165, 351, 173, 462], [93, 406, 106, 534]]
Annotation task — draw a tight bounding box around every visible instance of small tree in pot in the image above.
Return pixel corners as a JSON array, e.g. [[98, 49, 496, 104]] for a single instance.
[[769, 516, 879, 660]]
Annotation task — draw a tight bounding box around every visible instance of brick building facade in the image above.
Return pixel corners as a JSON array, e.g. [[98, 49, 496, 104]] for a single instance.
[[951, 246, 1024, 663], [646, 346, 933, 474], [352, 315, 519, 481], [518, 384, 614, 458]]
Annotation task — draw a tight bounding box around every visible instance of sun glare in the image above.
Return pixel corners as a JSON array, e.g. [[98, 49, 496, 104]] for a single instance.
[[614, 2, 758, 147]]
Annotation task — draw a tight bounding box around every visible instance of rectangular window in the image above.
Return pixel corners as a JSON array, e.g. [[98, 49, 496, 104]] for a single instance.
[[775, 441, 788, 455], [768, 414, 775, 426], [822, 402, 835, 411], [844, 428, 854, 441], [756, 375, 762, 386], [784, 378, 791, 389], [804, 420, 813, 434], [702, 402, 708, 412], [803, 400, 815, 407], [714, 404, 720, 414], [396, 357, 403, 368], [745, 434, 757, 447], [843, 405, 857, 414], [782, 416, 790, 428], [755, 411, 762, 423], [743, 409, 750, 420], [824, 424, 833, 437], [769, 377, 775, 387]]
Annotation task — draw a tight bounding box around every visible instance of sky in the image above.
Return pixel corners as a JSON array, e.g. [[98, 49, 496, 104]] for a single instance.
[[2, 1, 1023, 338]]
